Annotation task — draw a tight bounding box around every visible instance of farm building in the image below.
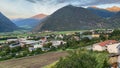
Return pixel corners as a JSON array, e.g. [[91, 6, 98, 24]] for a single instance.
[[92, 40, 118, 51]]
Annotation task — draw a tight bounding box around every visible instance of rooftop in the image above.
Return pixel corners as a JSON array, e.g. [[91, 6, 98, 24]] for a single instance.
[[98, 40, 118, 46]]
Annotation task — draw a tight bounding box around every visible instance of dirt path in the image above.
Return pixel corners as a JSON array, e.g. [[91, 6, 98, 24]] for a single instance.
[[0, 51, 68, 68]]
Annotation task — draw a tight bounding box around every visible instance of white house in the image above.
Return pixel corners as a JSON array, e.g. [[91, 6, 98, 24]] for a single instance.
[[33, 43, 43, 48], [107, 43, 120, 54], [93, 43, 106, 51], [50, 40, 66, 47], [92, 40, 118, 51], [20, 40, 44, 48], [6, 39, 19, 43]]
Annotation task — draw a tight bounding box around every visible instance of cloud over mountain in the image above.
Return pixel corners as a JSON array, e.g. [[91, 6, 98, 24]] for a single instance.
[[26, 0, 120, 6], [0, 0, 120, 18]]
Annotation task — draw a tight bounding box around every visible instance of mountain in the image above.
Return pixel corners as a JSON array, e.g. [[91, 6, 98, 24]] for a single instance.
[[0, 12, 18, 32], [111, 11, 120, 18], [13, 18, 41, 29], [109, 12, 120, 28], [12, 14, 47, 30], [32, 14, 47, 19], [106, 6, 120, 12], [33, 5, 111, 32], [87, 7, 116, 18]]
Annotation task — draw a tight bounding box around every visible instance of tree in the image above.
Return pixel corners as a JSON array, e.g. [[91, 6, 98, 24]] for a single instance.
[[53, 49, 109, 68], [10, 46, 21, 53], [34, 48, 43, 54], [50, 46, 57, 51], [100, 34, 106, 41], [43, 42, 52, 48], [81, 37, 90, 43], [109, 29, 120, 40]]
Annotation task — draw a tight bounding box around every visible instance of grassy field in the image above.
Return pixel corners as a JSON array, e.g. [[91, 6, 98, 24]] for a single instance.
[[0, 51, 68, 68], [0, 30, 87, 38]]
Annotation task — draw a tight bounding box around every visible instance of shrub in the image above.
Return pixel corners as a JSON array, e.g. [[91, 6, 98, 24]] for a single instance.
[[53, 49, 109, 68]]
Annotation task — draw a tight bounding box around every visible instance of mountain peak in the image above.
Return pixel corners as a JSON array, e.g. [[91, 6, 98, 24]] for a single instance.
[[32, 14, 47, 19], [33, 5, 108, 32], [106, 6, 120, 12], [63, 4, 78, 8], [89, 6, 99, 9]]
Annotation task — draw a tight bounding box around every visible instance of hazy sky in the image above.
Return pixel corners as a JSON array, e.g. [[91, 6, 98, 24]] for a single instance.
[[0, 0, 120, 19]]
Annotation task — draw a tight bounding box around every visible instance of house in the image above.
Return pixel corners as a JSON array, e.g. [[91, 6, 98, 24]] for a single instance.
[[9, 42, 21, 48], [58, 34, 64, 39], [81, 31, 100, 39], [20, 40, 39, 46], [20, 39, 46, 48], [50, 40, 66, 47], [92, 34, 100, 38], [28, 46, 35, 52], [107, 43, 120, 54], [33, 43, 43, 48], [81, 34, 100, 39], [92, 40, 118, 51], [73, 36, 80, 41], [6, 39, 19, 43], [18, 38, 26, 41]]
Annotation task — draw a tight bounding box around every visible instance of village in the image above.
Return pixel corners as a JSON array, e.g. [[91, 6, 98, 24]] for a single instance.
[[0, 29, 120, 66]]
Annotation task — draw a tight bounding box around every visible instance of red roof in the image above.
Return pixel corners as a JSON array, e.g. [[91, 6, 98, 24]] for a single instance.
[[99, 40, 118, 46]]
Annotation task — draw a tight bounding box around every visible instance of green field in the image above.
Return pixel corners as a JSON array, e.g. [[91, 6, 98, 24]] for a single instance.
[[0, 30, 85, 37]]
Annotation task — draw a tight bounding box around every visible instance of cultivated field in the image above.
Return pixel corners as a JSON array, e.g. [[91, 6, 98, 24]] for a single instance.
[[0, 51, 68, 68]]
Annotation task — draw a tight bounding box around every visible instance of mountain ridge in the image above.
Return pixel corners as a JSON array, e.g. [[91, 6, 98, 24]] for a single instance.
[[0, 12, 18, 32], [33, 5, 111, 32], [106, 6, 120, 12], [12, 14, 48, 30]]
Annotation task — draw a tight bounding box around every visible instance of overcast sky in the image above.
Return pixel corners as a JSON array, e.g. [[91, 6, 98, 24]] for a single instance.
[[0, 0, 120, 19]]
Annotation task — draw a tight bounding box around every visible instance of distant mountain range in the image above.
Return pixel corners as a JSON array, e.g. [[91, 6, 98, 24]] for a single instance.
[[31, 14, 47, 19], [12, 14, 47, 30], [0, 12, 18, 32], [87, 7, 116, 18], [1, 5, 120, 32], [106, 6, 120, 12], [33, 5, 120, 32]]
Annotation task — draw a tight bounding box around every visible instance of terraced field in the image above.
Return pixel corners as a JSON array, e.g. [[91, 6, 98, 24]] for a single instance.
[[0, 51, 68, 68]]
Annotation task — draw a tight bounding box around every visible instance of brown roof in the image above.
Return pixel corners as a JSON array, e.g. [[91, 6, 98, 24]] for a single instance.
[[99, 40, 118, 46]]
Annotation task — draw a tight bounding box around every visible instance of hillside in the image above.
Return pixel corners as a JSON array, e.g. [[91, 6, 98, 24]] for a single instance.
[[0, 12, 18, 32], [109, 12, 120, 28], [87, 7, 116, 18], [33, 5, 111, 32]]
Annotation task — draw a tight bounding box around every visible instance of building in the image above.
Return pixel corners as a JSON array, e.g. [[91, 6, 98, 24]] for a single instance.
[[92, 40, 118, 51], [81, 31, 100, 39], [9, 43, 21, 48], [50, 40, 66, 47], [6, 39, 19, 43], [107, 43, 120, 54]]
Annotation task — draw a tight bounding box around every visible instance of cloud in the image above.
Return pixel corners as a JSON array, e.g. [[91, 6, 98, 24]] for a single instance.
[[26, 0, 36, 3], [0, 0, 35, 18], [83, 0, 120, 6], [1, 0, 120, 18], [26, 0, 120, 6]]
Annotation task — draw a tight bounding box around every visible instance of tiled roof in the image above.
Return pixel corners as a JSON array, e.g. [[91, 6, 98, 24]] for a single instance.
[[99, 40, 118, 46]]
